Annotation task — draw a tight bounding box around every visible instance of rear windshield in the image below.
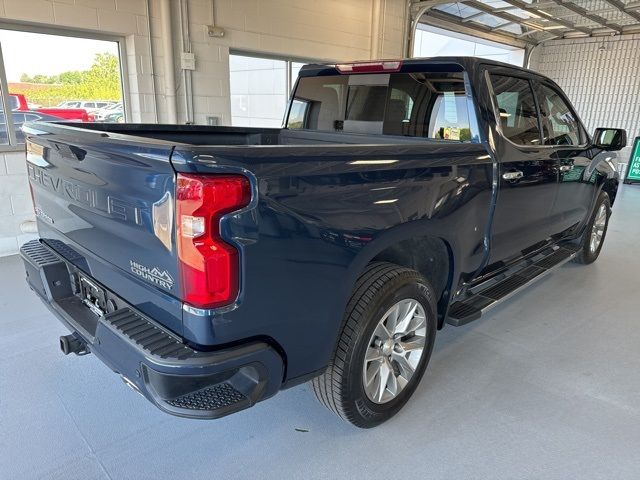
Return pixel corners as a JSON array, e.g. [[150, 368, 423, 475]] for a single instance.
[[287, 71, 471, 141]]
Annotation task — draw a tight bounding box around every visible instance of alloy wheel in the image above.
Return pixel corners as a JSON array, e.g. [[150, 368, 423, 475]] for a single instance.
[[589, 203, 607, 253], [362, 299, 427, 404]]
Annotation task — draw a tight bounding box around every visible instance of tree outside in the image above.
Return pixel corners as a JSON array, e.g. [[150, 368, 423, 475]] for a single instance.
[[9, 53, 122, 107]]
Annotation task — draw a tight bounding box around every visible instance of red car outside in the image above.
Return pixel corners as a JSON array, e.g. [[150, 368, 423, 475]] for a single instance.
[[9, 93, 94, 122]]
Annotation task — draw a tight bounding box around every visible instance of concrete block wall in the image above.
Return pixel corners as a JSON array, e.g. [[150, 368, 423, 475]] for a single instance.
[[0, 0, 408, 255], [380, 0, 406, 58]]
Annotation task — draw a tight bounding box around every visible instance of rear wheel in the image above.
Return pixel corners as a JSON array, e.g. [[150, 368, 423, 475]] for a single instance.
[[573, 191, 611, 265], [311, 262, 437, 428]]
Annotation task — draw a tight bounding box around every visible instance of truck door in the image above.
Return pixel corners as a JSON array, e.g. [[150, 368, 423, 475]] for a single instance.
[[534, 81, 594, 234], [486, 72, 560, 265]]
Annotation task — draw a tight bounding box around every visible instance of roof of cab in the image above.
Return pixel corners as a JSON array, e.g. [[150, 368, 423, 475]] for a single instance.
[[298, 56, 538, 78]]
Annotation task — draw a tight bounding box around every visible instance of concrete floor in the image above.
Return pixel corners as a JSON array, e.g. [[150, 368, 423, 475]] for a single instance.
[[1, 186, 640, 480]]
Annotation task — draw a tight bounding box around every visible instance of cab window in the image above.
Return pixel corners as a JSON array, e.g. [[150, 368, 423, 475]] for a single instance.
[[537, 83, 582, 146], [490, 74, 541, 146], [287, 70, 472, 141]]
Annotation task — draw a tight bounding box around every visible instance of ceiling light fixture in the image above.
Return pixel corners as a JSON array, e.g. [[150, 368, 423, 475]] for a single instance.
[[349, 160, 399, 165]]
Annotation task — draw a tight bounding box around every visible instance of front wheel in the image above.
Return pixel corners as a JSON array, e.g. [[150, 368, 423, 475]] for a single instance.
[[573, 191, 611, 265], [311, 262, 437, 428]]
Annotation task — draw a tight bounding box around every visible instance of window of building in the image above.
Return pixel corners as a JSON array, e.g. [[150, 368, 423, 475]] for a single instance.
[[414, 25, 525, 67], [491, 75, 541, 146], [229, 53, 323, 128], [291, 62, 306, 86], [0, 28, 125, 150], [287, 71, 472, 140]]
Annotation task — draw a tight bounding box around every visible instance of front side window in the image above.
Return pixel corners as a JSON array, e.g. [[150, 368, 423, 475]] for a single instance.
[[490, 74, 541, 146], [538, 84, 582, 146], [287, 70, 472, 140]]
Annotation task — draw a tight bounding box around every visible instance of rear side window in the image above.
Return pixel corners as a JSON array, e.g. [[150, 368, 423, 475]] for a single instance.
[[537, 84, 582, 146], [287, 71, 471, 140], [490, 75, 541, 146]]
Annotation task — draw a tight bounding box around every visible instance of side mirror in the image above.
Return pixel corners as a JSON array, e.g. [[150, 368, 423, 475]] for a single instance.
[[593, 128, 627, 151]]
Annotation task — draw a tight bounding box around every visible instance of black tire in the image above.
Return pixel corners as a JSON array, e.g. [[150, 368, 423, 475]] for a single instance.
[[311, 262, 437, 428], [573, 191, 611, 265]]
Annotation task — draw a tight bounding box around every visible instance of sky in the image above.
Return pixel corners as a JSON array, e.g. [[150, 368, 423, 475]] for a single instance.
[[0, 29, 119, 82]]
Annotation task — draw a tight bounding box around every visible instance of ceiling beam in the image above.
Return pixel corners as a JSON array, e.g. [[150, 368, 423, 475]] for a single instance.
[[518, 28, 562, 41], [551, 6, 628, 17], [410, 0, 456, 13], [546, 0, 623, 33], [461, 11, 486, 23], [499, 0, 594, 35], [601, 0, 640, 24], [492, 21, 517, 31]]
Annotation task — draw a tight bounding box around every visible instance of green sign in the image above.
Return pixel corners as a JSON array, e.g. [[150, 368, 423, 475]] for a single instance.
[[625, 137, 640, 184]]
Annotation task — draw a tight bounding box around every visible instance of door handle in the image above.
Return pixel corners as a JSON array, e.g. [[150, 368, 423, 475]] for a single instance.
[[559, 165, 574, 172], [502, 170, 524, 181]]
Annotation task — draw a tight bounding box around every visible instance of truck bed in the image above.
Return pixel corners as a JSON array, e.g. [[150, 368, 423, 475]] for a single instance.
[[52, 122, 460, 147]]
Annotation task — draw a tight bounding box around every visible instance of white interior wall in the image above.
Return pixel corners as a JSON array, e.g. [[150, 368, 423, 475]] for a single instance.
[[0, 0, 407, 256], [530, 34, 640, 166], [175, 0, 406, 125]]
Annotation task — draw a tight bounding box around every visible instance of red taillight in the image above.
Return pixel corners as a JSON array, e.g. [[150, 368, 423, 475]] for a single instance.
[[335, 60, 402, 74], [176, 173, 251, 309]]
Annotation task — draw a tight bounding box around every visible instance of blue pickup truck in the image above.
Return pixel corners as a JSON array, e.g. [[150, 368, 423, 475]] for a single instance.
[[21, 57, 626, 428]]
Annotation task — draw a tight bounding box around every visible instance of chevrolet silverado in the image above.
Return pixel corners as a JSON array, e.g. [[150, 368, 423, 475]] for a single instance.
[[20, 57, 626, 427]]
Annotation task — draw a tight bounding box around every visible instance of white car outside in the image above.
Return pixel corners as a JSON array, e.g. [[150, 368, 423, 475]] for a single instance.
[[56, 100, 117, 113]]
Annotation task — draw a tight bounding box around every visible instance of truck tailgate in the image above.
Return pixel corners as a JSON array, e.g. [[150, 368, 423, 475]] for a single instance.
[[24, 124, 183, 334]]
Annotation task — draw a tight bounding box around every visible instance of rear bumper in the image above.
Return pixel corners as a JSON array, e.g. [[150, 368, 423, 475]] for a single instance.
[[20, 240, 284, 419]]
